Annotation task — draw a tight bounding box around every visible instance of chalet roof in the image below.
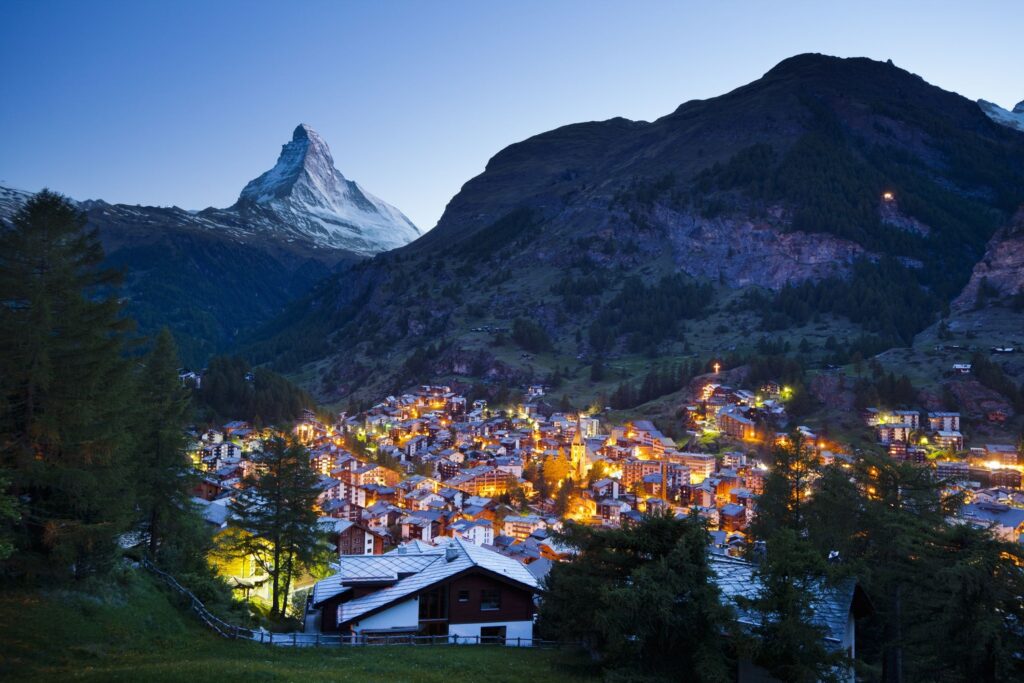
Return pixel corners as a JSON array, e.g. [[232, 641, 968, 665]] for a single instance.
[[313, 537, 538, 626], [708, 555, 865, 648]]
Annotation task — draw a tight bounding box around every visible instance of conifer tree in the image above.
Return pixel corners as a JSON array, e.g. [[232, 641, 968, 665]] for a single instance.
[[0, 190, 136, 579], [541, 511, 735, 681], [225, 435, 324, 617], [135, 328, 193, 557]]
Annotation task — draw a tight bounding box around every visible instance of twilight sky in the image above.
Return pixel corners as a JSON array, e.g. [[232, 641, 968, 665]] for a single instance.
[[1, 1, 1021, 231]]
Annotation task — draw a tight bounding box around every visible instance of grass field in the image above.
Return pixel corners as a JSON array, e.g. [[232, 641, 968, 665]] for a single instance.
[[0, 569, 596, 683]]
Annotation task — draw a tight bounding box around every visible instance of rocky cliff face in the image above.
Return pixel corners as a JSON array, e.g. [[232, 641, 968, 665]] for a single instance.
[[953, 208, 1024, 312]]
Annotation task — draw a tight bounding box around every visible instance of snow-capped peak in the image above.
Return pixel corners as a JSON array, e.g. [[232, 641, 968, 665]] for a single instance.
[[232, 124, 420, 254], [978, 99, 1024, 133]]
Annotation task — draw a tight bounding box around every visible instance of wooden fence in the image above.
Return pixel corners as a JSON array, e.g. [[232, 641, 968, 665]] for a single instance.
[[141, 558, 561, 649]]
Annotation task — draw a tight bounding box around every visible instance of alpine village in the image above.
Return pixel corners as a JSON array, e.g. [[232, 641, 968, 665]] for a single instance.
[[2, 8, 1024, 683]]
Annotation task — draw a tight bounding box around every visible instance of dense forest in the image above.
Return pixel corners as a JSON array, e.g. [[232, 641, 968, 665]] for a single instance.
[[198, 355, 315, 425]]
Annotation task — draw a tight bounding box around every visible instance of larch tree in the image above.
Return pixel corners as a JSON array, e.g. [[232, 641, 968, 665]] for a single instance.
[[135, 328, 193, 558], [0, 190, 137, 579]]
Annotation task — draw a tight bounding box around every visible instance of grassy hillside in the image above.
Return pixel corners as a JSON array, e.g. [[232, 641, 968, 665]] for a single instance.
[[0, 570, 595, 683]]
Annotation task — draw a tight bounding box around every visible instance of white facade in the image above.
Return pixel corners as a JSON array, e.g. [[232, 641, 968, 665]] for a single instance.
[[448, 619, 533, 646], [351, 597, 419, 633]]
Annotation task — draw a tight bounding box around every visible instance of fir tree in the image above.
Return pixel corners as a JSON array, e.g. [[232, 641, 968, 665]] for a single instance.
[[135, 328, 193, 557], [0, 190, 137, 579], [224, 435, 325, 617]]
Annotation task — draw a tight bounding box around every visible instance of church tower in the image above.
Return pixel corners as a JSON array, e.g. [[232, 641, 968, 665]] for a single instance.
[[570, 427, 588, 481]]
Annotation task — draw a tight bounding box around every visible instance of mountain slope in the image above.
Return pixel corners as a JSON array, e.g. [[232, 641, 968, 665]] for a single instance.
[[0, 125, 418, 365], [251, 54, 1024, 404]]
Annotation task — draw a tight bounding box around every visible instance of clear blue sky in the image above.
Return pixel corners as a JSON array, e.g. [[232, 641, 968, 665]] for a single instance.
[[1, 1, 1021, 231]]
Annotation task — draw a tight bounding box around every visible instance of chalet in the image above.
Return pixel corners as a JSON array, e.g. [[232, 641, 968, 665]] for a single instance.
[[892, 410, 920, 430], [309, 538, 540, 643], [719, 406, 756, 441], [680, 452, 716, 483], [502, 514, 546, 541], [450, 519, 495, 546], [318, 518, 385, 556], [597, 498, 631, 524], [719, 503, 748, 532], [935, 459, 969, 482]]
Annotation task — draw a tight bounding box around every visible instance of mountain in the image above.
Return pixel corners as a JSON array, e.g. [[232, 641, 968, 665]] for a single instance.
[[215, 124, 419, 254], [248, 54, 1024, 404], [978, 99, 1024, 133], [0, 125, 418, 365]]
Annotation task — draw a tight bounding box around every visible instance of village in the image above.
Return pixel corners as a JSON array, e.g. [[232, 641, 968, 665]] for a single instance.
[[182, 367, 1024, 649]]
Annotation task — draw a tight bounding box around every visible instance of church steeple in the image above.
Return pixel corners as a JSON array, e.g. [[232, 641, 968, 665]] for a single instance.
[[570, 426, 587, 481]]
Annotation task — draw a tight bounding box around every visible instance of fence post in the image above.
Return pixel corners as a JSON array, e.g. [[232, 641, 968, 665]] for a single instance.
[[316, 633, 320, 647], [293, 633, 297, 647]]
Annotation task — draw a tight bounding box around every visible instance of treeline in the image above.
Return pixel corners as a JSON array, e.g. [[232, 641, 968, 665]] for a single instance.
[[589, 275, 713, 355], [853, 371, 917, 411], [511, 318, 552, 353], [608, 360, 700, 409], [198, 356, 315, 425], [550, 271, 608, 313]]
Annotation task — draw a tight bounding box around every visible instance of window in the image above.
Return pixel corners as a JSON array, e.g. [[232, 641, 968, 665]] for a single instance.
[[457, 590, 470, 603], [419, 585, 448, 620], [480, 588, 501, 611]]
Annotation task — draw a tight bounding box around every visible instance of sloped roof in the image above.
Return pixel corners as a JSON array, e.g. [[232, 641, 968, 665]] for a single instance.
[[709, 555, 859, 647], [312, 537, 539, 626]]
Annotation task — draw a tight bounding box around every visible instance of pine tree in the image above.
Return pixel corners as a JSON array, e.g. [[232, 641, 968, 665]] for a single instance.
[[135, 328, 194, 558], [750, 431, 817, 539], [224, 435, 324, 617], [0, 190, 137, 579]]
